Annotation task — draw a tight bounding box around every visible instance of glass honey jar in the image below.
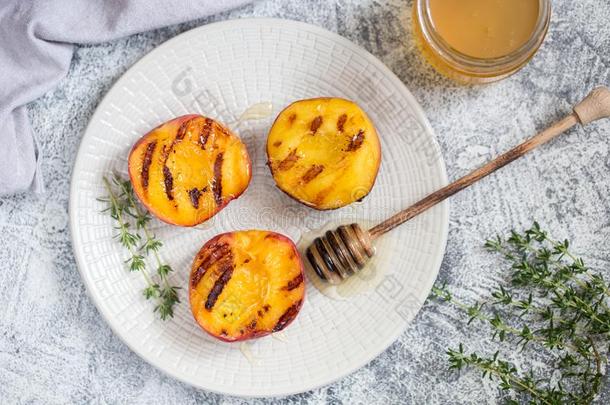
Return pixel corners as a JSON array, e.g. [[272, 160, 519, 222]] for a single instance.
[[413, 0, 551, 84]]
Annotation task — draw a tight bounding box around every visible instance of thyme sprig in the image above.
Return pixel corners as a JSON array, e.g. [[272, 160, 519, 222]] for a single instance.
[[433, 223, 608, 404], [100, 174, 180, 320]]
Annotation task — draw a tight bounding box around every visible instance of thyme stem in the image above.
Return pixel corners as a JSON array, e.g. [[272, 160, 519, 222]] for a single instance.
[[434, 222, 609, 404], [100, 174, 180, 320]]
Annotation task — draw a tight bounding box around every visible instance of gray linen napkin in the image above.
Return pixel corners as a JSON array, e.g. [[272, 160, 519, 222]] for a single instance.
[[0, 0, 251, 195]]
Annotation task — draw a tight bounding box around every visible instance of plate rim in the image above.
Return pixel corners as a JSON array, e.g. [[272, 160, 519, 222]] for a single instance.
[[69, 17, 449, 398]]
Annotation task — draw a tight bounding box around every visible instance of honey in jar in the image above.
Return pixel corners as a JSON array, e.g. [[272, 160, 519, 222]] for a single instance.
[[413, 0, 551, 83]]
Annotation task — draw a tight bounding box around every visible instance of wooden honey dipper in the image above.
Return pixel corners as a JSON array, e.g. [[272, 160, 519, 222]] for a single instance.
[[307, 87, 610, 284]]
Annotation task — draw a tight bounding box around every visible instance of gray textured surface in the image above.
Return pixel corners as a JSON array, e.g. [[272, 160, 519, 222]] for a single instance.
[[1, 0, 609, 403]]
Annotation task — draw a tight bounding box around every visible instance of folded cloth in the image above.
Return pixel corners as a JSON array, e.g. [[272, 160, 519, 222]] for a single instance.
[[0, 0, 251, 195]]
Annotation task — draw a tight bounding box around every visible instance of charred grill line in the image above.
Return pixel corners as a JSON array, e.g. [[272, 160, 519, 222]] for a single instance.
[[141, 141, 157, 189], [288, 113, 297, 125], [200, 243, 231, 266], [337, 114, 347, 132], [188, 188, 201, 209], [191, 242, 231, 287], [212, 152, 224, 205], [273, 301, 302, 332], [162, 165, 174, 200], [199, 118, 213, 149], [188, 187, 207, 209], [165, 121, 190, 162], [176, 119, 190, 141], [313, 187, 332, 205], [346, 129, 365, 152], [205, 259, 234, 310], [190, 265, 208, 289], [246, 319, 257, 331], [284, 273, 304, 291], [277, 149, 299, 171], [159, 118, 194, 200], [161, 144, 169, 160], [301, 164, 324, 183], [213, 125, 233, 150], [310, 116, 323, 134]]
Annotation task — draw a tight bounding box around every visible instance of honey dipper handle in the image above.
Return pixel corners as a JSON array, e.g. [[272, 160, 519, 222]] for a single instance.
[[368, 87, 610, 240]]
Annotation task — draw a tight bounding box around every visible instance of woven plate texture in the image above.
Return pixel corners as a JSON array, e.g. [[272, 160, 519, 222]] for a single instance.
[[70, 18, 448, 397]]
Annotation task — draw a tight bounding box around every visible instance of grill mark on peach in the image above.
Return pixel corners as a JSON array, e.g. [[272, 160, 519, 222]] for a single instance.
[[199, 242, 231, 269], [246, 319, 257, 331], [158, 118, 194, 200], [176, 119, 190, 141], [205, 259, 234, 310], [160, 119, 190, 163], [273, 140, 282, 147], [168, 119, 192, 152], [188, 187, 207, 209], [140, 141, 157, 189], [277, 149, 299, 171], [188, 188, 200, 209], [314, 186, 332, 205], [310, 116, 323, 134], [191, 242, 231, 287], [160, 144, 169, 161], [346, 129, 365, 152], [337, 114, 347, 132], [284, 273, 304, 291], [288, 113, 297, 125], [198, 118, 213, 149], [301, 164, 324, 184], [217, 124, 232, 137], [213, 125, 233, 150], [273, 301, 302, 332], [212, 152, 224, 205], [162, 166, 174, 200]]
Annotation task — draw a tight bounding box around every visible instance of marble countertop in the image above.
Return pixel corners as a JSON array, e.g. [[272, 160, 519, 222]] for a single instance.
[[1, 0, 609, 403]]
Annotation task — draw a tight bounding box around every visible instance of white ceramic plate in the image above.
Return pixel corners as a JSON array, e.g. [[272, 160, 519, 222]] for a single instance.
[[70, 18, 448, 397]]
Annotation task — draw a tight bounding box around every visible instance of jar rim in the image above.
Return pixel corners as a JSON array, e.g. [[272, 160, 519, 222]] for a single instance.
[[415, 0, 551, 76]]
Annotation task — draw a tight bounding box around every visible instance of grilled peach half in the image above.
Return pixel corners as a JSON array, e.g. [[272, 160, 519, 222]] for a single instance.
[[266, 98, 381, 210], [128, 115, 251, 226], [189, 230, 305, 342]]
